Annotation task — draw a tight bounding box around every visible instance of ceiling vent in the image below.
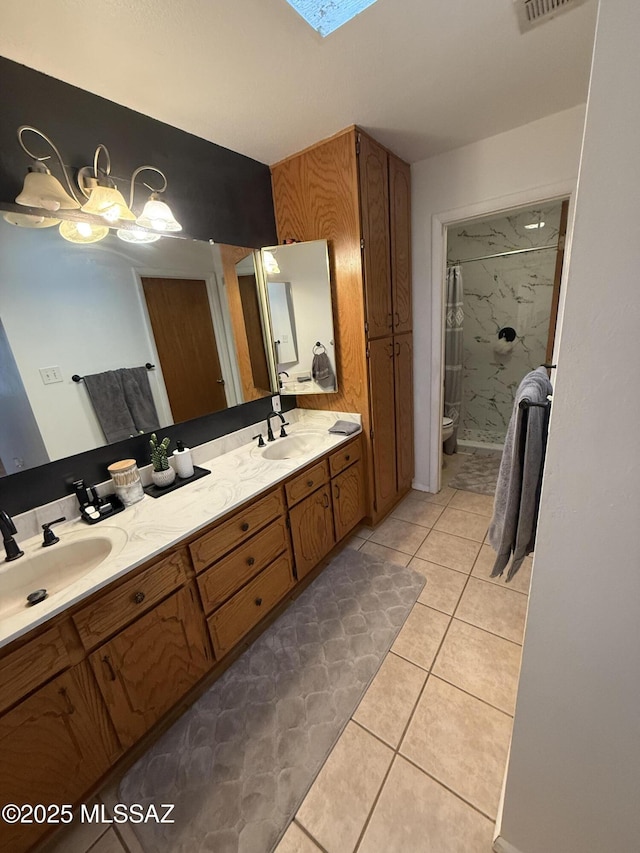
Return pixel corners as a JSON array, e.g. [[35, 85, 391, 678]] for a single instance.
[[513, 0, 588, 32]]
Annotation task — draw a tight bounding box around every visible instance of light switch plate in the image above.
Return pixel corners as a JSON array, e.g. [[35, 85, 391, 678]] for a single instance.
[[39, 366, 63, 385], [271, 394, 281, 413]]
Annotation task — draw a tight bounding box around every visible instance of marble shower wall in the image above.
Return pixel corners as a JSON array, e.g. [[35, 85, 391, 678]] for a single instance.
[[447, 202, 563, 445]]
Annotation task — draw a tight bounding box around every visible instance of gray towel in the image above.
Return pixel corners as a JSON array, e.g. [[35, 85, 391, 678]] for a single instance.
[[311, 351, 336, 390], [118, 367, 160, 435], [328, 420, 360, 435], [488, 367, 553, 581], [83, 370, 138, 443], [83, 367, 160, 444]]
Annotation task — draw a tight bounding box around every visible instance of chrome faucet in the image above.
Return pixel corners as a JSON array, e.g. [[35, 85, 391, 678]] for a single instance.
[[266, 410, 288, 442], [0, 509, 24, 562]]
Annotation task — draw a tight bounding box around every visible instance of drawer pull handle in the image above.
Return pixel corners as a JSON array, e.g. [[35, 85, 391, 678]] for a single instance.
[[255, 597, 263, 606], [241, 522, 250, 532], [345, 454, 350, 461], [133, 591, 145, 604], [306, 479, 314, 487], [247, 556, 255, 566], [322, 493, 330, 509], [102, 655, 117, 682], [334, 484, 341, 498], [59, 687, 75, 716]]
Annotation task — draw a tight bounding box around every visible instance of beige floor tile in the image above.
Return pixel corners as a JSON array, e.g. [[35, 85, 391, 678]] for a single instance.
[[411, 486, 457, 506], [358, 756, 494, 853], [391, 604, 450, 670], [456, 578, 528, 644], [433, 619, 522, 714], [416, 530, 481, 573], [274, 822, 322, 853], [88, 830, 128, 853], [449, 490, 495, 517], [355, 524, 375, 540], [359, 541, 411, 567], [353, 653, 427, 747], [472, 545, 533, 595], [391, 497, 445, 528], [434, 507, 489, 542], [401, 676, 513, 819], [343, 535, 366, 551], [409, 557, 468, 615], [296, 722, 393, 853], [368, 517, 428, 555]]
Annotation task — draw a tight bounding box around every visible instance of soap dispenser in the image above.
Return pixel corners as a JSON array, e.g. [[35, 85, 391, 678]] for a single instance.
[[173, 440, 194, 479]]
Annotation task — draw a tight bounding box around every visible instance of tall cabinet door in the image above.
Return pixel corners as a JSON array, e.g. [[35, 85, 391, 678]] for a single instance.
[[368, 337, 397, 518], [389, 154, 412, 335], [394, 333, 414, 494], [358, 133, 392, 339]]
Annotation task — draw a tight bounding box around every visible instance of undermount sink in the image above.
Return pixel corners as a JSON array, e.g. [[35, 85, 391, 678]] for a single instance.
[[0, 526, 128, 619], [261, 432, 327, 460]]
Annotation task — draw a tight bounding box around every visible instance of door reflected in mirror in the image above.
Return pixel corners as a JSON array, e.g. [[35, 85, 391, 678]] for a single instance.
[[260, 240, 337, 395], [0, 206, 276, 477]]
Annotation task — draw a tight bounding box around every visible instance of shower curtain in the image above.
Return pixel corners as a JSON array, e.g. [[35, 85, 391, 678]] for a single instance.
[[444, 265, 464, 455]]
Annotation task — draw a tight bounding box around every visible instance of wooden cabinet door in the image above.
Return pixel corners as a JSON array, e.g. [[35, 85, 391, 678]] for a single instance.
[[90, 585, 211, 749], [289, 485, 335, 580], [368, 337, 398, 519], [332, 458, 366, 541], [394, 333, 414, 494], [358, 133, 392, 339], [0, 665, 116, 853], [389, 154, 412, 334]]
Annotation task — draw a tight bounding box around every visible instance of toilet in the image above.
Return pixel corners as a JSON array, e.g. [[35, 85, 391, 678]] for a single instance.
[[442, 416, 454, 443]]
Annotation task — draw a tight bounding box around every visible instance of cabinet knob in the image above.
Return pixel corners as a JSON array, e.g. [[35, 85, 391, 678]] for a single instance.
[[247, 556, 255, 566], [345, 454, 350, 461], [133, 591, 145, 604], [306, 479, 314, 487], [241, 522, 249, 532], [255, 597, 263, 606]]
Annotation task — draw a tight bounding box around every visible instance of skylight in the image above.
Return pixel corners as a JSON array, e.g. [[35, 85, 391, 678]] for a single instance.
[[284, 0, 379, 37]]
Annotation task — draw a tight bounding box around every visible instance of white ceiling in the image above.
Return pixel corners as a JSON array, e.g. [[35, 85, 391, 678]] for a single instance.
[[0, 0, 597, 165]]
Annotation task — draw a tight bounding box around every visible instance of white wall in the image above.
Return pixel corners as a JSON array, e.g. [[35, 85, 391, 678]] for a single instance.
[[497, 1, 640, 850], [412, 104, 586, 490]]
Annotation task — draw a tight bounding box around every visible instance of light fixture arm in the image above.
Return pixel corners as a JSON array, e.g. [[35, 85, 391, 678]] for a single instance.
[[128, 165, 168, 208], [17, 125, 81, 204], [77, 144, 115, 199]]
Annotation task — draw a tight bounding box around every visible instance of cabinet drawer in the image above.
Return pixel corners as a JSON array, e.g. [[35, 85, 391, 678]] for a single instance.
[[190, 488, 285, 572], [207, 552, 294, 657], [73, 548, 191, 650], [285, 459, 329, 507], [198, 517, 290, 614], [329, 437, 362, 477], [0, 625, 71, 714]]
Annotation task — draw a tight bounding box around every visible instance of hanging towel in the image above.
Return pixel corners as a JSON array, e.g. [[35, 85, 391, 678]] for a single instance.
[[311, 351, 336, 390], [83, 370, 138, 443], [118, 367, 160, 435], [488, 366, 553, 581]]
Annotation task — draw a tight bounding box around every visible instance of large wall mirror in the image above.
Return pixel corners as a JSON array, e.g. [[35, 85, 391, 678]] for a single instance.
[[260, 240, 338, 395], [0, 204, 275, 477]]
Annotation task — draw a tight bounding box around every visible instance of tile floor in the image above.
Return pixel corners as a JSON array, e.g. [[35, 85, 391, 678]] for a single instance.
[[44, 478, 532, 853]]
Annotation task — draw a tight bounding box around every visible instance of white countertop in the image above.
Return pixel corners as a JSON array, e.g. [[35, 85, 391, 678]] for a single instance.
[[0, 410, 361, 649]]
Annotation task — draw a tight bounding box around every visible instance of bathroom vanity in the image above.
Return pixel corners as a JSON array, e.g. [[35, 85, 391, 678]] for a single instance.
[[0, 416, 365, 853]]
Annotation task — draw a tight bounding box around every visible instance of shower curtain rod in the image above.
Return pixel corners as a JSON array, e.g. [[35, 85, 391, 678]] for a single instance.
[[447, 243, 559, 267]]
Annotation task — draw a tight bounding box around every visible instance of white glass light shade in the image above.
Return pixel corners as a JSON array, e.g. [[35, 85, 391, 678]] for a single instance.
[[15, 170, 80, 211], [116, 227, 161, 244], [3, 211, 60, 228], [59, 219, 109, 244], [81, 186, 136, 222], [136, 198, 182, 232], [263, 250, 280, 274]]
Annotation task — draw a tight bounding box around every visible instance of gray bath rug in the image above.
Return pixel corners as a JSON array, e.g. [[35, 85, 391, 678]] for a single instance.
[[118, 549, 425, 853], [448, 450, 503, 495]]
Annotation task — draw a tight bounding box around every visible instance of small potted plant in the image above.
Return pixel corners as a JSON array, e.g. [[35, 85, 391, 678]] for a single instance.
[[149, 433, 176, 488]]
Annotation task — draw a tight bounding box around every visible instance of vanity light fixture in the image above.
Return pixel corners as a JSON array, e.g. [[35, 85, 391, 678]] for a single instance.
[[263, 250, 281, 274], [78, 145, 136, 223], [2, 211, 60, 228], [59, 219, 110, 244], [524, 211, 545, 229], [116, 165, 180, 243], [14, 125, 80, 216]]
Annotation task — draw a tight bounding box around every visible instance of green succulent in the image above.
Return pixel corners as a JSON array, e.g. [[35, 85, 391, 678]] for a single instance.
[[149, 433, 171, 472]]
